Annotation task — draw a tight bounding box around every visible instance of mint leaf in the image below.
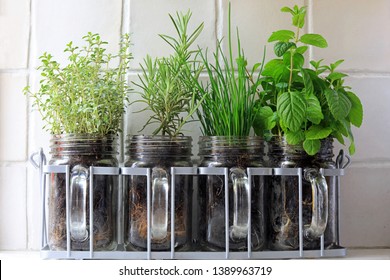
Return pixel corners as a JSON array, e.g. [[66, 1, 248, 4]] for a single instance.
[[283, 52, 304, 69], [262, 59, 285, 81], [281, 7, 294, 14], [303, 139, 321, 155], [346, 91, 363, 127], [253, 106, 275, 135], [285, 130, 305, 145], [274, 42, 295, 57], [305, 125, 333, 140], [296, 46, 308, 54], [268, 30, 295, 42], [305, 93, 323, 124], [277, 91, 306, 132], [324, 89, 352, 120], [328, 72, 348, 81], [300, 34, 328, 48], [301, 69, 314, 95], [293, 13, 305, 28], [332, 131, 345, 145], [330, 59, 344, 71]]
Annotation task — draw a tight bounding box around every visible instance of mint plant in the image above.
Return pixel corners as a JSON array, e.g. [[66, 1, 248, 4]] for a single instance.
[[253, 5, 363, 155], [24, 32, 132, 135], [134, 11, 204, 137]]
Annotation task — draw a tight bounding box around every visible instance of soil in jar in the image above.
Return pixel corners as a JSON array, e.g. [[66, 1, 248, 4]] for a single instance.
[[48, 156, 117, 251]]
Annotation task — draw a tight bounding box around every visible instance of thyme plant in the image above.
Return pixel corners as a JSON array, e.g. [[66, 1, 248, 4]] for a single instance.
[[24, 32, 132, 135], [134, 11, 204, 137], [253, 5, 363, 155]]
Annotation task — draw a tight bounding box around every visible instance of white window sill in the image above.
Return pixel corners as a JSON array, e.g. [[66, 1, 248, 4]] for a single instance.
[[1, 248, 389, 260]]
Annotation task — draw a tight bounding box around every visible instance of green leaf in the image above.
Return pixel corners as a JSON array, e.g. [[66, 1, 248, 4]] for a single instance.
[[346, 91, 363, 127], [300, 34, 328, 48], [285, 130, 305, 145], [253, 106, 275, 135], [283, 52, 304, 69], [292, 13, 305, 28], [296, 46, 308, 54], [262, 59, 285, 81], [268, 30, 295, 42], [332, 131, 345, 145], [305, 125, 333, 140], [301, 69, 314, 95], [305, 93, 323, 124], [281, 7, 294, 14], [330, 59, 344, 71], [349, 141, 356, 155], [340, 120, 356, 155], [303, 139, 321, 155], [274, 42, 295, 57], [328, 72, 348, 81], [277, 91, 306, 132], [324, 89, 352, 120]]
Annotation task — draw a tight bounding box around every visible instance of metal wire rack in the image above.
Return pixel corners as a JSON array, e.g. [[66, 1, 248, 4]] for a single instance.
[[30, 149, 348, 260]]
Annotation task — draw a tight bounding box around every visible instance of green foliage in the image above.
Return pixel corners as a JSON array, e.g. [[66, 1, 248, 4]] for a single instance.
[[134, 11, 204, 137], [194, 3, 261, 136], [24, 32, 132, 135], [253, 5, 363, 155]]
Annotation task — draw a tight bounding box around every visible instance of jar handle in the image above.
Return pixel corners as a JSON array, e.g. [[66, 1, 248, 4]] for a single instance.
[[229, 167, 250, 239], [151, 167, 169, 241], [69, 165, 89, 242], [303, 168, 329, 239]]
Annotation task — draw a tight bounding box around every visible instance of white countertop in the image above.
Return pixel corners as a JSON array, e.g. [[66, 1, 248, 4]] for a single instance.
[[1, 248, 389, 259]]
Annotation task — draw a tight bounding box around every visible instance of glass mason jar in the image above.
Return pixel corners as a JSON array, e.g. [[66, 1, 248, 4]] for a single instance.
[[197, 136, 265, 251], [267, 136, 330, 250], [312, 138, 340, 249], [124, 135, 193, 251], [48, 134, 118, 251]]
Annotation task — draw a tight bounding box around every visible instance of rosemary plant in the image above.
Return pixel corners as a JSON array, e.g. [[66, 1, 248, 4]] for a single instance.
[[24, 32, 132, 135], [134, 11, 204, 137]]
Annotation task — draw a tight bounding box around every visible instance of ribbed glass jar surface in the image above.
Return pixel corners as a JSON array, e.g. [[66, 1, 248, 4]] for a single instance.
[[313, 138, 339, 249], [267, 137, 335, 250], [48, 134, 118, 251], [197, 136, 265, 251], [124, 135, 193, 251]]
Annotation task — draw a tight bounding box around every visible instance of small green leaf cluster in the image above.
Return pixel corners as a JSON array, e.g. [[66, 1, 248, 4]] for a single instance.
[[194, 3, 261, 136], [253, 5, 363, 155], [24, 32, 133, 135], [135, 11, 204, 137]]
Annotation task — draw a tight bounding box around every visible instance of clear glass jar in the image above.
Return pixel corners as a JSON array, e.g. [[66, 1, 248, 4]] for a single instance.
[[267, 137, 329, 250], [197, 136, 265, 251], [313, 138, 340, 249], [124, 135, 193, 251], [48, 134, 118, 251]]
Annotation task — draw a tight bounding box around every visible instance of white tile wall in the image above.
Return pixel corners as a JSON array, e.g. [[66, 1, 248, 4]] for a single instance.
[[31, 0, 123, 67], [0, 0, 30, 69], [0, 73, 28, 162], [221, 0, 305, 67], [0, 166, 27, 250], [1, 0, 389, 250], [312, 0, 390, 72], [341, 166, 390, 247], [129, 0, 216, 69]]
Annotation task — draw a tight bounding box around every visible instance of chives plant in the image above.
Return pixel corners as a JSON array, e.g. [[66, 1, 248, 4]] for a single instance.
[[195, 4, 262, 136]]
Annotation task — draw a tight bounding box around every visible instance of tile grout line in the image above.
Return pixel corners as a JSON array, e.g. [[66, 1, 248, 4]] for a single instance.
[[120, 0, 131, 163], [306, 0, 314, 62], [24, 0, 34, 251]]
